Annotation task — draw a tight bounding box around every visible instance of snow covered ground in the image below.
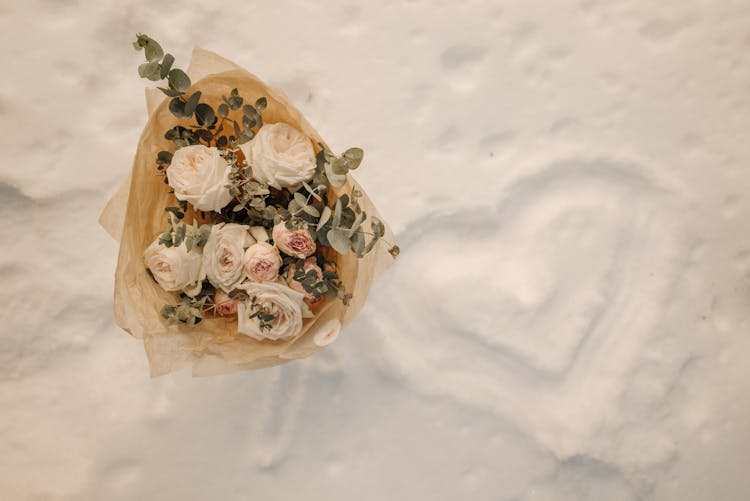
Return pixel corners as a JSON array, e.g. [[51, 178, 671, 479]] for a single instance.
[[2, 0, 750, 499]]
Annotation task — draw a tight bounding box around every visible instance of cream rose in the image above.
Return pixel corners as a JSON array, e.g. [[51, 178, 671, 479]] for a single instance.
[[203, 223, 254, 292], [240, 122, 316, 190], [144, 236, 204, 296], [244, 242, 282, 282], [166, 144, 233, 212], [272, 222, 316, 259], [237, 281, 305, 341]]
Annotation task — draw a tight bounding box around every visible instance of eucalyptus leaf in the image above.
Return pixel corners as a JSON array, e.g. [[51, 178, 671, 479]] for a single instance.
[[351, 231, 365, 257], [327, 228, 351, 255], [332, 199, 342, 228], [157, 150, 173, 165], [318, 206, 331, 227], [184, 91, 201, 116], [168, 97, 190, 119], [303, 205, 320, 218], [144, 39, 164, 62], [343, 147, 364, 169], [325, 162, 347, 187], [293, 192, 308, 207], [331, 157, 349, 176], [138, 61, 161, 81], [159, 53, 175, 79], [242, 114, 256, 130], [174, 223, 187, 246], [350, 211, 366, 233], [371, 216, 385, 238], [167, 68, 191, 93], [302, 181, 322, 201], [218, 103, 229, 117], [195, 103, 216, 126], [158, 86, 183, 97], [255, 97, 267, 111]]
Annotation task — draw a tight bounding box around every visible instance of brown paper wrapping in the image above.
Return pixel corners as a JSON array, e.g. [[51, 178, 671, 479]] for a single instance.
[[99, 49, 395, 377]]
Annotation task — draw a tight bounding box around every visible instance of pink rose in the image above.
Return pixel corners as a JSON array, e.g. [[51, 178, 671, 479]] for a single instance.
[[287, 257, 326, 308], [272, 222, 316, 259], [244, 242, 282, 281], [214, 289, 239, 317]]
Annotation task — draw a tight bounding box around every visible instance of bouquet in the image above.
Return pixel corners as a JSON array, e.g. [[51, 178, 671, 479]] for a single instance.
[[100, 35, 397, 376]]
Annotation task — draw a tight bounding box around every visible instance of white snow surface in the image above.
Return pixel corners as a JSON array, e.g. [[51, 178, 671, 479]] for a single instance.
[[2, 0, 750, 499]]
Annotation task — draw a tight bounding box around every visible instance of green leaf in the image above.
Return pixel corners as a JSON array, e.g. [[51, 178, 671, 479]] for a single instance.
[[157, 150, 173, 165], [242, 114, 257, 130], [218, 103, 229, 118], [331, 157, 349, 176], [159, 53, 174, 79], [327, 228, 351, 255], [371, 216, 385, 238], [133, 34, 149, 50], [168, 97, 190, 119], [145, 39, 164, 62], [183, 91, 201, 117], [167, 68, 191, 93], [223, 94, 243, 110], [351, 231, 365, 257], [158, 86, 183, 97], [318, 206, 331, 227], [303, 205, 320, 218], [138, 61, 161, 81], [255, 97, 267, 111], [343, 147, 364, 169], [350, 211, 366, 233], [174, 223, 187, 246], [325, 162, 347, 187], [293, 192, 308, 207], [302, 181, 322, 201], [332, 199, 342, 228], [195, 103, 216, 126]]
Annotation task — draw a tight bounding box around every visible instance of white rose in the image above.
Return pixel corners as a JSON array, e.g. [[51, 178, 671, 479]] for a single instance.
[[144, 236, 204, 297], [203, 223, 255, 292], [166, 144, 233, 212], [237, 281, 305, 341], [240, 122, 316, 190]]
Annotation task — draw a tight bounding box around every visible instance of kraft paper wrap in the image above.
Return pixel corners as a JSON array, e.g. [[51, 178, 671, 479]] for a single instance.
[[99, 48, 395, 377]]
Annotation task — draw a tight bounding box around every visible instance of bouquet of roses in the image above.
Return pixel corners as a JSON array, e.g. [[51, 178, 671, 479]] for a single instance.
[[100, 35, 397, 376]]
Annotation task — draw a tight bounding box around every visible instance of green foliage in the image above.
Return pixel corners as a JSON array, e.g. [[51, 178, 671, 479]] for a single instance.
[[161, 294, 208, 327], [167, 68, 191, 93], [247, 297, 275, 331]]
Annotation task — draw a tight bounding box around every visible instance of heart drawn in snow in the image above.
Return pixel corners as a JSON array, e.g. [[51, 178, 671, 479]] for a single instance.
[[364, 157, 687, 458]]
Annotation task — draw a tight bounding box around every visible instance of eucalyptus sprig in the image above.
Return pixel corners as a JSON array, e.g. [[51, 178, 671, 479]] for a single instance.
[[161, 294, 209, 327], [313, 144, 364, 188], [157, 203, 212, 252], [291, 258, 349, 303], [133, 35, 267, 157], [247, 297, 276, 331]]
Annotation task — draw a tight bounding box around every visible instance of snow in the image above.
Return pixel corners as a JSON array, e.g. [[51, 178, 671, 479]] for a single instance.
[[2, 0, 750, 499]]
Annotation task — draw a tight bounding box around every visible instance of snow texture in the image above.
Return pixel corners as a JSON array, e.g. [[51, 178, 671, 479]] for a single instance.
[[2, 0, 750, 500]]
